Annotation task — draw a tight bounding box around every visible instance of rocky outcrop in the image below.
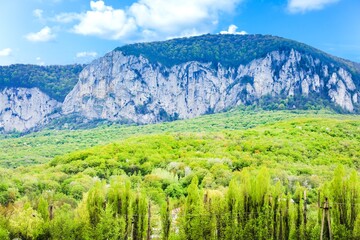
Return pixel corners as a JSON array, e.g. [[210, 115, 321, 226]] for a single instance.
[[1, 36, 359, 133], [0, 88, 60, 132], [62, 49, 359, 124]]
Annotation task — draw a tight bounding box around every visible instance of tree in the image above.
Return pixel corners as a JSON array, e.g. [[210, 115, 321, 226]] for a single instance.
[[182, 176, 203, 240], [107, 176, 133, 239], [95, 204, 125, 240], [9, 203, 44, 239], [37, 196, 49, 221], [161, 197, 171, 240], [132, 193, 148, 240], [86, 181, 106, 228], [224, 179, 240, 239], [49, 204, 76, 240]]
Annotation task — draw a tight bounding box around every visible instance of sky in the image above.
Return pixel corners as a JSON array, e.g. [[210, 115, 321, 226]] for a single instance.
[[0, 0, 359, 66]]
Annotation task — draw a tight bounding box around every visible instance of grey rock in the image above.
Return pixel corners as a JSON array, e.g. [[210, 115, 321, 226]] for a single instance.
[[0, 87, 60, 132], [62, 49, 359, 124]]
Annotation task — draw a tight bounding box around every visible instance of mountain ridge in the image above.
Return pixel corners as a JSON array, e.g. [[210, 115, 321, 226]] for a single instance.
[[1, 34, 360, 133], [116, 34, 360, 78]]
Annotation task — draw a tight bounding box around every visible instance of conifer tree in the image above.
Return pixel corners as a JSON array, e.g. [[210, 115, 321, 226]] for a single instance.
[[86, 181, 106, 228], [132, 193, 148, 240], [224, 179, 240, 240], [161, 197, 171, 240], [183, 176, 203, 240]]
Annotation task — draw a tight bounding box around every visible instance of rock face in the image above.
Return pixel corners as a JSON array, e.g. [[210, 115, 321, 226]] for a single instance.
[[2, 35, 360, 133], [62, 49, 359, 124], [0, 88, 60, 132]]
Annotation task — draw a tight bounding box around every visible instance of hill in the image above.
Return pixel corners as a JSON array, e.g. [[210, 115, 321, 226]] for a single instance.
[[1, 108, 357, 168], [0, 109, 359, 239], [1, 34, 360, 134]]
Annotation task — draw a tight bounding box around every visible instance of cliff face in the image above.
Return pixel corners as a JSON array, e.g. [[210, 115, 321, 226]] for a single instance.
[[62, 49, 359, 124], [0, 88, 60, 132], [2, 35, 360, 133]]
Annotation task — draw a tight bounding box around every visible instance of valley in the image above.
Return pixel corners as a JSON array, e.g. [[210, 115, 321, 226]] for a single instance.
[[0, 109, 360, 239], [0, 34, 359, 239]]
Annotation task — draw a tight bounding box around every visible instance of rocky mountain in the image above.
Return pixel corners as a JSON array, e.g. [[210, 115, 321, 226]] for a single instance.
[[0, 88, 61, 132], [62, 34, 360, 124], [1, 34, 360, 133], [0, 64, 83, 132]]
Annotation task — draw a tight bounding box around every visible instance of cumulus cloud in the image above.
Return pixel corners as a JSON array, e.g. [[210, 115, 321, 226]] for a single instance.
[[26, 27, 56, 42], [129, 0, 239, 33], [0, 48, 12, 57], [76, 51, 98, 58], [220, 25, 247, 35], [72, 1, 137, 40], [287, 0, 340, 13], [57, 0, 244, 41]]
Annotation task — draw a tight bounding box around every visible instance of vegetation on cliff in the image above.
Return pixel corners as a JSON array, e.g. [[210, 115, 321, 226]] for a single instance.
[[117, 34, 360, 81], [0, 64, 84, 101]]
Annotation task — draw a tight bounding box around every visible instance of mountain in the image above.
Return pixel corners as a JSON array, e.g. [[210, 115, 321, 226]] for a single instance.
[[1, 34, 360, 133], [0, 64, 84, 132], [62, 34, 360, 123]]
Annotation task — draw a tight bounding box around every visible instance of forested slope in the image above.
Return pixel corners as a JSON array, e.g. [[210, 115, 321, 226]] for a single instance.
[[0, 110, 359, 239]]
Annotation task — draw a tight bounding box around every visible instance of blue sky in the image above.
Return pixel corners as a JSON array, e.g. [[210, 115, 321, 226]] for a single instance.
[[0, 0, 359, 65]]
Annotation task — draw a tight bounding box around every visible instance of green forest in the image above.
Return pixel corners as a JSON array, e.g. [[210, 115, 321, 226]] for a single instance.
[[117, 34, 360, 80], [0, 64, 84, 101], [0, 109, 360, 239]]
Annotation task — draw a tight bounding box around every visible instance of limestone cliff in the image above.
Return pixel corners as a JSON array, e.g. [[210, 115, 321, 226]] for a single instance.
[[2, 34, 360, 133], [62, 49, 359, 124], [0, 88, 60, 132]]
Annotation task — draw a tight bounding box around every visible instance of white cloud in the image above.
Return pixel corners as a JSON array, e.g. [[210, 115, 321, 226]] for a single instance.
[[36, 57, 45, 66], [76, 51, 98, 58], [33, 9, 43, 19], [58, 0, 244, 41], [0, 48, 12, 57], [287, 0, 340, 13], [52, 12, 82, 23], [220, 24, 247, 35], [129, 0, 239, 33], [72, 1, 137, 40], [26, 26, 56, 42]]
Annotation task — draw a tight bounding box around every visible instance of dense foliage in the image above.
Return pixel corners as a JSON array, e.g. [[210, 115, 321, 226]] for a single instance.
[[1, 109, 358, 168], [0, 64, 84, 101], [0, 109, 360, 238], [116, 34, 360, 81], [0, 165, 359, 239]]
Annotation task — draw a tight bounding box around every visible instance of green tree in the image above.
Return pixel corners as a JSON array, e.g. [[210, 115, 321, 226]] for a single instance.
[[95, 204, 125, 240], [132, 193, 148, 240], [9, 203, 44, 239], [182, 176, 203, 240], [37, 196, 49, 221], [86, 181, 106, 228], [161, 197, 171, 240], [224, 179, 240, 240], [49, 204, 76, 240]]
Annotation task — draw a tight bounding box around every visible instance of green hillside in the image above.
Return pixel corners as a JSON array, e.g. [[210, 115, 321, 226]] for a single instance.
[[0, 109, 359, 239], [0, 64, 84, 101], [1, 108, 357, 168]]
